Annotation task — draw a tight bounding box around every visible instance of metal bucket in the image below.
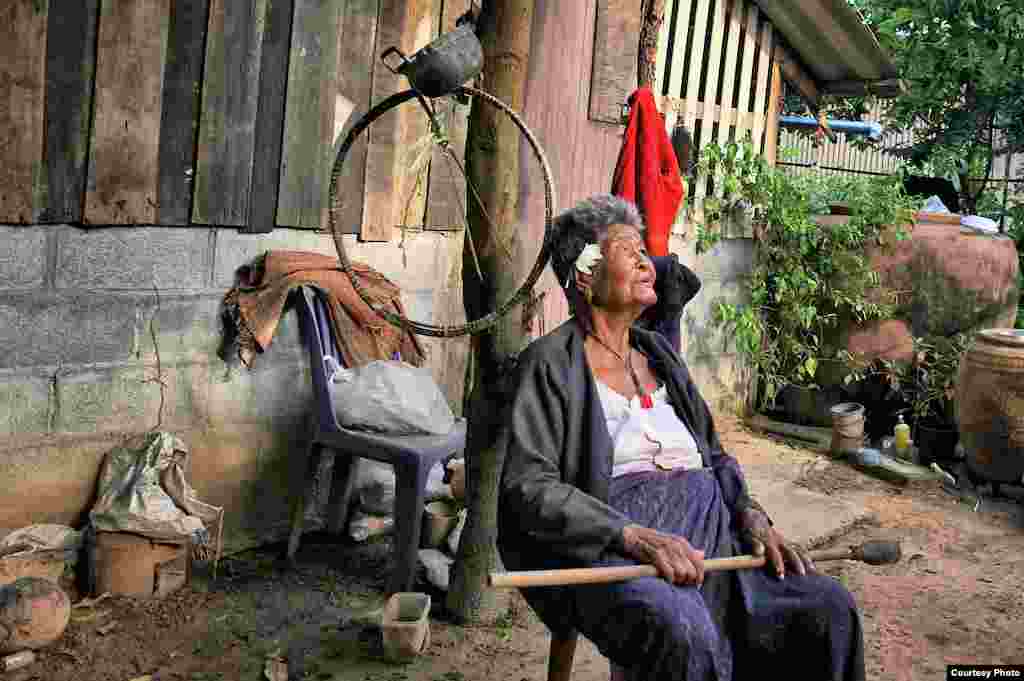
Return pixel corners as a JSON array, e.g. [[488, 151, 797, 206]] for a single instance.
[[381, 23, 483, 98]]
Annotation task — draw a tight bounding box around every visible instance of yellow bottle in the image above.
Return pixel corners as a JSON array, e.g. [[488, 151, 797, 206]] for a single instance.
[[894, 414, 911, 456]]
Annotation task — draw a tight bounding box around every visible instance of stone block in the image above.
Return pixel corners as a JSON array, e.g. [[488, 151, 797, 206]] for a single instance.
[[0, 434, 119, 538], [681, 279, 746, 357], [55, 226, 212, 291], [0, 227, 47, 289], [135, 295, 223, 364], [55, 363, 210, 435], [694, 238, 756, 282], [0, 294, 137, 369], [207, 361, 311, 429], [684, 352, 751, 414], [212, 229, 337, 288], [212, 228, 463, 298], [186, 424, 310, 553], [0, 374, 51, 437], [401, 289, 434, 325], [668, 234, 756, 283]]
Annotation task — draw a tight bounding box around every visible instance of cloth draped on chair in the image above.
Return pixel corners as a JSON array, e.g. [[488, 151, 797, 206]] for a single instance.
[[222, 250, 424, 369]]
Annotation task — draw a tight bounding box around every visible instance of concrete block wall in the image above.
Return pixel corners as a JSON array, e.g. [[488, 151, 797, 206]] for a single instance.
[[0, 224, 468, 551], [672, 234, 756, 415]]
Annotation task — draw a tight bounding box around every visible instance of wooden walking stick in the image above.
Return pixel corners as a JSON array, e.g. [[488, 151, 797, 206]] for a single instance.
[[489, 540, 901, 589]]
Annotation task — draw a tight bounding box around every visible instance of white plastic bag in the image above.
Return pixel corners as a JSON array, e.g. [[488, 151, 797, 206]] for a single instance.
[[329, 360, 455, 436], [355, 460, 451, 515], [348, 510, 395, 542]]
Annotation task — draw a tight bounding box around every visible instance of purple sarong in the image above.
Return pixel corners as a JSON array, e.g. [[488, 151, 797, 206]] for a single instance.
[[567, 468, 864, 681]]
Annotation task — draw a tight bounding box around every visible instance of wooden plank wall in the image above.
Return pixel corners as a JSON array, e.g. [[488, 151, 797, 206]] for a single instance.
[[277, 0, 342, 229], [158, 0, 210, 225], [523, 0, 628, 333], [85, 0, 171, 225], [43, 0, 100, 223], [0, 1, 50, 223], [424, 0, 471, 231], [0, 0, 462, 234], [248, 0, 296, 234], [331, 0, 381, 235], [192, 0, 267, 226]]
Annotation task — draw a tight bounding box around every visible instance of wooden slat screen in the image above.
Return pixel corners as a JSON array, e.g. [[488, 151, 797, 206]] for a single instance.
[[649, 0, 780, 236], [589, 0, 642, 124]]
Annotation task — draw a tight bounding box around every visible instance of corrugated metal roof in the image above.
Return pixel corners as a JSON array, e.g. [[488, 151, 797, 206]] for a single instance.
[[752, 0, 899, 95]]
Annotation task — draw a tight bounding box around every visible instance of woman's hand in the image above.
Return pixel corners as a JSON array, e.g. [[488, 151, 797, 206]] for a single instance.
[[739, 507, 815, 579], [620, 525, 705, 586]]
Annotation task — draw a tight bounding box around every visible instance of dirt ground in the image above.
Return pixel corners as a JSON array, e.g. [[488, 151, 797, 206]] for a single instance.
[[14, 418, 1024, 681]]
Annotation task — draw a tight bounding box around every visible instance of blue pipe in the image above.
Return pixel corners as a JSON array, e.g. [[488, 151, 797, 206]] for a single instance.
[[779, 115, 883, 141]]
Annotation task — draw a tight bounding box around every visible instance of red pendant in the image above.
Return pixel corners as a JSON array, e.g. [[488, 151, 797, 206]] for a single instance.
[[640, 393, 653, 409]]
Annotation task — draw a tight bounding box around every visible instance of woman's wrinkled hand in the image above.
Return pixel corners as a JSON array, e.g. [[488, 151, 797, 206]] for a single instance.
[[739, 507, 815, 579], [620, 525, 705, 586]]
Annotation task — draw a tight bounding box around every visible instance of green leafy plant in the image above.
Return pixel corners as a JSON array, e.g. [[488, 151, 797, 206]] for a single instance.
[[693, 141, 917, 410], [1007, 201, 1024, 330], [842, 333, 971, 428], [836, 0, 1024, 213]]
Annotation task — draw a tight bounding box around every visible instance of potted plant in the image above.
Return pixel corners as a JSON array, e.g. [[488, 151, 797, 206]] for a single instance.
[[903, 333, 969, 464]]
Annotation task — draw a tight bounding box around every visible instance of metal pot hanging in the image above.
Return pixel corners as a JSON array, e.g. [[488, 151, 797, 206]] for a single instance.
[[381, 22, 484, 98]]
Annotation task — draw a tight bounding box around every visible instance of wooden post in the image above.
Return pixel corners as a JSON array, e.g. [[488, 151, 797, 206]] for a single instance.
[[637, 0, 667, 90], [446, 0, 536, 625]]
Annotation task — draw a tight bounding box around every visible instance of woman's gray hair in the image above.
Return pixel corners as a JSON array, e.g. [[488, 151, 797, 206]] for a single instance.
[[549, 194, 645, 325]]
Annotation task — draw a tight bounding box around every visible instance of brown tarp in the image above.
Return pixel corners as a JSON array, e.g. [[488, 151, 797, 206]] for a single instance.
[[223, 250, 424, 369]]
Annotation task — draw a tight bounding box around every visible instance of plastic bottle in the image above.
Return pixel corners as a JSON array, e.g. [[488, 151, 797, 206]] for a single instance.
[[894, 414, 911, 456]]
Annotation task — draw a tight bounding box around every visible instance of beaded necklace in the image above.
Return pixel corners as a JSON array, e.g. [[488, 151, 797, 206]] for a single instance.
[[589, 333, 654, 409]]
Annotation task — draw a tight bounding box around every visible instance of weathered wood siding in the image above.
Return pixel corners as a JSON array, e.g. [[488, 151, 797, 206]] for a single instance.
[[525, 0, 783, 330], [521, 0, 630, 331], [0, 0, 452, 236]]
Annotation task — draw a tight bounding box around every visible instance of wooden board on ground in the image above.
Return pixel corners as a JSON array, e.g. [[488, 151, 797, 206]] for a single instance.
[[85, 0, 171, 225], [276, 0, 342, 230], [0, 0, 48, 223], [157, 0, 210, 225], [43, 0, 100, 223], [248, 0, 296, 234], [192, 0, 267, 226]]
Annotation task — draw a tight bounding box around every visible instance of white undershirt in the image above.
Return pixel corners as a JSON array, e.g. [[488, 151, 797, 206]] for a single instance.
[[595, 380, 704, 477]]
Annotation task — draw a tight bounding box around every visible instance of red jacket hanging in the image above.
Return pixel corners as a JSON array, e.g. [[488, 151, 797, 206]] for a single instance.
[[611, 86, 685, 257]]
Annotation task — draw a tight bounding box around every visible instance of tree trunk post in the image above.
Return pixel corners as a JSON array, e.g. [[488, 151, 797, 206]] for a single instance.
[[638, 0, 667, 90], [446, 0, 536, 625]]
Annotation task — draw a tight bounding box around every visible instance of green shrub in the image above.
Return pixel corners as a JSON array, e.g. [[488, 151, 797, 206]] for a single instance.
[[693, 140, 917, 409]]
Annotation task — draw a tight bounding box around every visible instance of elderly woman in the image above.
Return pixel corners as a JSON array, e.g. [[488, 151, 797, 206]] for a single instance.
[[497, 195, 864, 681]]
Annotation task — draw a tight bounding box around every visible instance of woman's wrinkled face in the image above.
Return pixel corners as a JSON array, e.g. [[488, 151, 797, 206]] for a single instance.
[[592, 224, 657, 310]]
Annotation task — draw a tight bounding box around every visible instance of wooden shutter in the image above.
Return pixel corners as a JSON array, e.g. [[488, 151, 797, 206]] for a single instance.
[[589, 0, 641, 125]]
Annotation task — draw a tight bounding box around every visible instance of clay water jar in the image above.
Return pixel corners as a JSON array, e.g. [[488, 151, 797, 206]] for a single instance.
[[955, 329, 1024, 483]]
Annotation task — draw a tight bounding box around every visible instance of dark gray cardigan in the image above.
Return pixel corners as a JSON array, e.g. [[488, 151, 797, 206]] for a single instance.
[[497, 319, 759, 634]]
